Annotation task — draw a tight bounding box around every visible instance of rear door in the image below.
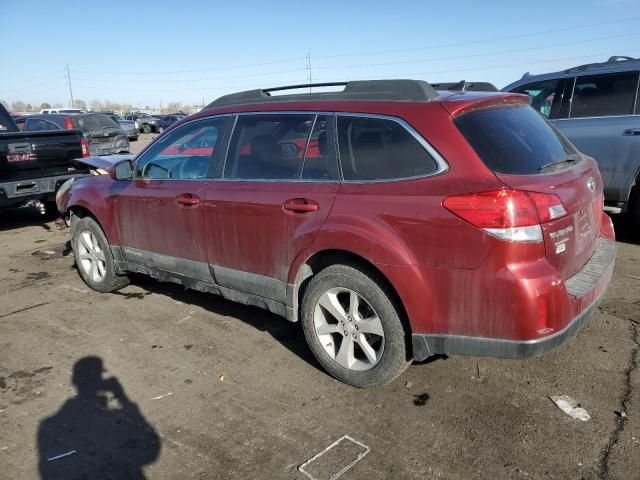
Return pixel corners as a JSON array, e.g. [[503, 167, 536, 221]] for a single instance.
[[552, 71, 640, 204], [454, 105, 603, 280], [203, 113, 339, 303], [115, 116, 229, 281]]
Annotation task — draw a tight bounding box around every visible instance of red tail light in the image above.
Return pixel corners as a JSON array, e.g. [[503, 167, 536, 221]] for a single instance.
[[63, 116, 74, 130], [443, 188, 567, 242], [80, 138, 90, 157]]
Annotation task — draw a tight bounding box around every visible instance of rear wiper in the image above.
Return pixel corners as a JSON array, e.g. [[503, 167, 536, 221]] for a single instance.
[[538, 154, 581, 172]]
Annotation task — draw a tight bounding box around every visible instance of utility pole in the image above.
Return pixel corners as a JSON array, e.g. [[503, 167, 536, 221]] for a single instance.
[[306, 49, 312, 92], [65, 64, 74, 108]]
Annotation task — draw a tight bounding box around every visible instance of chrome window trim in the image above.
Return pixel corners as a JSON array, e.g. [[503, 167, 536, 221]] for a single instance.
[[336, 112, 449, 184], [133, 114, 231, 182]]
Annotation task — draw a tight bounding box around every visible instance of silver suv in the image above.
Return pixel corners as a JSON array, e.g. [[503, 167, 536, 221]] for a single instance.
[[503, 56, 640, 228]]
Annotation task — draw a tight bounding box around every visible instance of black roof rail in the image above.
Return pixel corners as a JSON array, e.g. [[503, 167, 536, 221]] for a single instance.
[[564, 55, 638, 73], [430, 80, 498, 92], [205, 79, 439, 109]]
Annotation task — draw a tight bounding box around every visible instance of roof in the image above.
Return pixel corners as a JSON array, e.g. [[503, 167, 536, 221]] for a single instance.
[[503, 56, 639, 90]]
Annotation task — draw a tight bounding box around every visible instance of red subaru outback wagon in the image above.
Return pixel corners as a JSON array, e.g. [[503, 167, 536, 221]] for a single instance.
[[59, 80, 615, 387]]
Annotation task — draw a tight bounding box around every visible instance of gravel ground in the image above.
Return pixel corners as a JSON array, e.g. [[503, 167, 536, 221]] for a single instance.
[[0, 207, 638, 479]]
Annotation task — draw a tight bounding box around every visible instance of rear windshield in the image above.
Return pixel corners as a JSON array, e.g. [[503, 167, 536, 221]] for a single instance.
[[454, 105, 578, 174]]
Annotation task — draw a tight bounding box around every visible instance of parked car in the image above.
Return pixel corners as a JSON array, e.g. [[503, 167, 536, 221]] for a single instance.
[[58, 80, 615, 387], [19, 113, 130, 156], [155, 115, 183, 133], [503, 56, 640, 228], [124, 113, 159, 133], [100, 112, 139, 141], [0, 102, 89, 212], [40, 108, 84, 114]]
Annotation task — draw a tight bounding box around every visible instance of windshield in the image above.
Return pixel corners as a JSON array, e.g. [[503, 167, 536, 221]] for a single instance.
[[454, 105, 578, 175]]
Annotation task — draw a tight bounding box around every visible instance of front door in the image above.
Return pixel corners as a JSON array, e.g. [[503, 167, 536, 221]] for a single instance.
[[116, 116, 229, 281], [203, 113, 339, 303]]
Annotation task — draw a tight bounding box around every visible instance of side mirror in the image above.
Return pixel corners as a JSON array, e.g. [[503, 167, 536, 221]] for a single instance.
[[113, 159, 133, 180]]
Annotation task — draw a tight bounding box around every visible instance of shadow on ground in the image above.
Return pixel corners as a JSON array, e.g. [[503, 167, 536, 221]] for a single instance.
[[37, 356, 161, 480], [127, 275, 323, 372], [0, 207, 58, 232]]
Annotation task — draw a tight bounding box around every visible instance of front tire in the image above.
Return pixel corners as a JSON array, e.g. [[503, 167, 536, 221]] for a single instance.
[[71, 216, 129, 292], [301, 264, 411, 388]]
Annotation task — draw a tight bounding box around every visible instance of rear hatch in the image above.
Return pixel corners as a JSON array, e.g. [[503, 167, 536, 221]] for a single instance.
[[453, 103, 603, 280], [74, 114, 121, 155]]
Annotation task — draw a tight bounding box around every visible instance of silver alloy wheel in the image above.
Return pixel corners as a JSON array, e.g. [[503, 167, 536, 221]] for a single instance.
[[313, 287, 385, 371], [77, 230, 106, 283]]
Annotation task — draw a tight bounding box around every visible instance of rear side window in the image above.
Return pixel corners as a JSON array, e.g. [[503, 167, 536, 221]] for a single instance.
[[570, 72, 638, 118], [25, 118, 61, 132], [337, 116, 438, 181], [455, 105, 577, 175], [96, 114, 120, 128], [74, 115, 101, 132], [224, 114, 316, 180]]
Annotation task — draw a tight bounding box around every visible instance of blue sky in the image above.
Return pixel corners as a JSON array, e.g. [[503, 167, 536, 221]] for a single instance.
[[1, 0, 639, 108]]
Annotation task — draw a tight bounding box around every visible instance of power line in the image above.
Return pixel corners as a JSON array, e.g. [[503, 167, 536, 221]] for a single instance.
[[313, 16, 640, 60], [311, 33, 640, 72], [312, 51, 640, 84], [82, 56, 305, 76]]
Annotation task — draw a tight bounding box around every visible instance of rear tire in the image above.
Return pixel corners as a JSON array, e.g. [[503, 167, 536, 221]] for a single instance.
[[71, 216, 129, 292], [142, 124, 151, 134], [301, 263, 411, 388]]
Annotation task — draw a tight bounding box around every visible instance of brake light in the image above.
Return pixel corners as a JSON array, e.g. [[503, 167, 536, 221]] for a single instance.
[[63, 116, 74, 130], [80, 137, 90, 157], [443, 188, 567, 242]]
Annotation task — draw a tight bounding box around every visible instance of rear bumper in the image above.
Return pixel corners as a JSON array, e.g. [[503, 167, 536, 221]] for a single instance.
[[411, 233, 616, 361], [0, 173, 85, 207], [412, 295, 602, 360]]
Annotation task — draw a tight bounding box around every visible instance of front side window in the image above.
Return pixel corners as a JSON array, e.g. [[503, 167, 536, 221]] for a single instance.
[[135, 117, 227, 180], [512, 78, 566, 118], [570, 72, 638, 118], [224, 114, 315, 180], [337, 116, 438, 181]]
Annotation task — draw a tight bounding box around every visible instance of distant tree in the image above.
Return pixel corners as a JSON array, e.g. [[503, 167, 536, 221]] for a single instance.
[[163, 102, 182, 114], [39, 102, 51, 110], [53, 102, 63, 108], [144, 105, 150, 110], [73, 99, 87, 110], [90, 99, 104, 112], [26, 103, 33, 112], [11, 100, 27, 112]]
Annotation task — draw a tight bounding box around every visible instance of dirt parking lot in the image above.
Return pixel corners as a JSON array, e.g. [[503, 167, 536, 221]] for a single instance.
[[0, 200, 639, 478]]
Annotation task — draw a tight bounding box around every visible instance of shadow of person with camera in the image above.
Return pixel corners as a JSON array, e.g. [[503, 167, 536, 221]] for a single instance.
[[37, 356, 161, 479]]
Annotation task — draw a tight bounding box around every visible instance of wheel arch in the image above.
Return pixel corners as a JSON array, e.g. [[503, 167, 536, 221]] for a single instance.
[[288, 249, 414, 349]]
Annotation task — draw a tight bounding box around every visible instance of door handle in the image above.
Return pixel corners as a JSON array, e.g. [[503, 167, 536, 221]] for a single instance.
[[623, 128, 640, 136], [283, 198, 319, 213], [175, 193, 201, 207]]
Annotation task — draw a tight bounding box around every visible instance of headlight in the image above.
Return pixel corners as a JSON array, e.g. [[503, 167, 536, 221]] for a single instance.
[[134, 121, 139, 129]]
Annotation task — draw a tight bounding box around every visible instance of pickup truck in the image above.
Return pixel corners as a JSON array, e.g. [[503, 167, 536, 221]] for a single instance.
[[0, 103, 90, 212]]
